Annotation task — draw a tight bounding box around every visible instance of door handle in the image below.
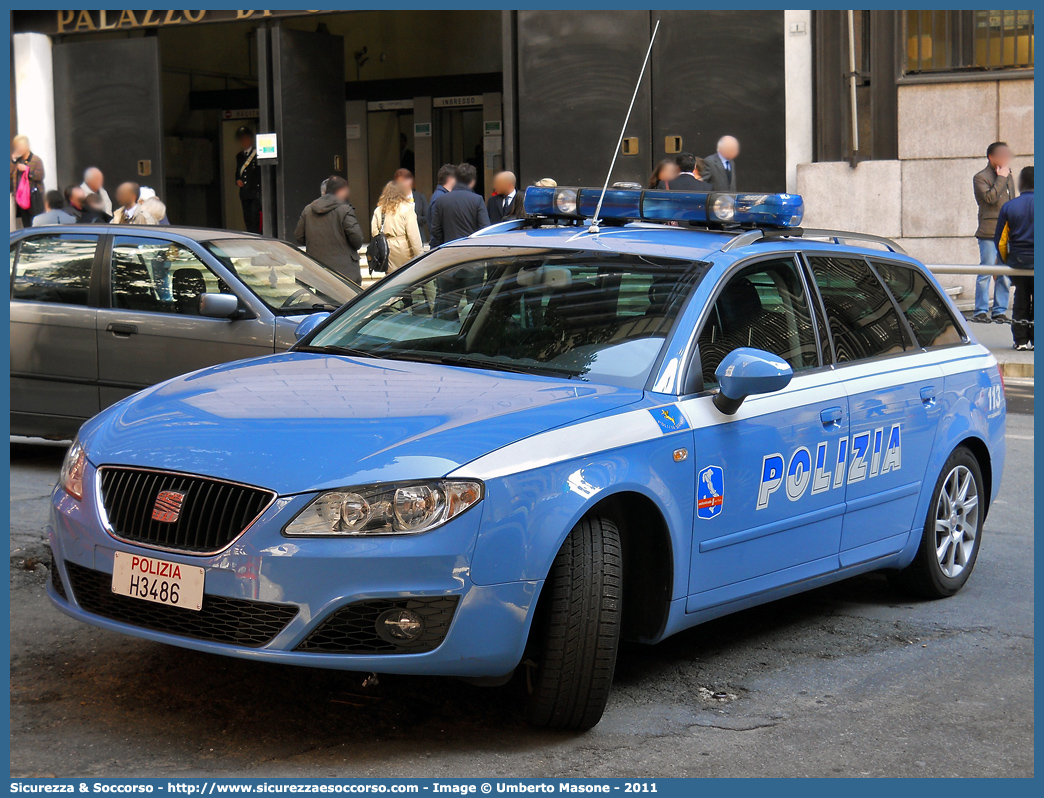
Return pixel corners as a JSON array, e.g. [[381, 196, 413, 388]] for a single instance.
[[106, 322, 138, 337], [820, 406, 843, 427], [920, 386, 937, 405]]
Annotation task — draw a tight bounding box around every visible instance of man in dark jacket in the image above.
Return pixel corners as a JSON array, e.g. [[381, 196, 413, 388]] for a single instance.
[[431, 163, 487, 246], [995, 166, 1034, 350], [294, 176, 364, 284], [430, 163, 490, 318], [64, 185, 86, 221], [235, 126, 262, 234], [79, 193, 112, 224], [428, 164, 457, 246], [665, 153, 712, 191], [703, 136, 739, 192], [972, 141, 1017, 322]]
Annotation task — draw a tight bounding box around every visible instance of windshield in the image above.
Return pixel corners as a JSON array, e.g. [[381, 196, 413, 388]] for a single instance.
[[304, 246, 707, 388], [203, 238, 359, 314]]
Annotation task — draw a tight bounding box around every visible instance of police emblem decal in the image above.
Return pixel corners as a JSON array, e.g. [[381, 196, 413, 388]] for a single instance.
[[649, 405, 691, 434], [697, 465, 724, 519], [151, 490, 185, 523]]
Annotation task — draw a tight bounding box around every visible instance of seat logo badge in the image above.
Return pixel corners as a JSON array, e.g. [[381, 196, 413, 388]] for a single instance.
[[697, 465, 725, 519], [151, 491, 185, 523]]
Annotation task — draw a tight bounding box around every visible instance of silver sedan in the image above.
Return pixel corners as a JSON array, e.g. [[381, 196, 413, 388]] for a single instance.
[[10, 225, 359, 439]]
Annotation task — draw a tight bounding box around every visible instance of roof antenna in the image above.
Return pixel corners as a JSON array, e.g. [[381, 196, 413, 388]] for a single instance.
[[589, 18, 660, 234]]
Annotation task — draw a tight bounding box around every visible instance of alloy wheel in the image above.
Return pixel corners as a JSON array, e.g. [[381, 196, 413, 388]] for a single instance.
[[934, 465, 979, 578]]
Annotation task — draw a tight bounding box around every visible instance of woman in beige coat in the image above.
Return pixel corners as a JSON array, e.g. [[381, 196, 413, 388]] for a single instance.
[[371, 181, 422, 274]]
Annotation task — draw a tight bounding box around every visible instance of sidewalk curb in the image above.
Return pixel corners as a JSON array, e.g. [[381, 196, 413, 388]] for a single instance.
[[998, 361, 1034, 379]]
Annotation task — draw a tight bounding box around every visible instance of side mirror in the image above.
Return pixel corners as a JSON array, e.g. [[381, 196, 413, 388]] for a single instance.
[[294, 312, 331, 341], [199, 293, 240, 319], [713, 347, 793, 415]]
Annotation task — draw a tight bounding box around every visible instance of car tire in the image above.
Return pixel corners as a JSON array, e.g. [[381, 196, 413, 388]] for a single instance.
[[890, 446, 985, 599], [524, 513, 622, 730]]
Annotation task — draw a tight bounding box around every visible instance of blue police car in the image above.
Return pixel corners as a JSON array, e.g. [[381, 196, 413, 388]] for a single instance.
[[48, 187, 1005, 730]]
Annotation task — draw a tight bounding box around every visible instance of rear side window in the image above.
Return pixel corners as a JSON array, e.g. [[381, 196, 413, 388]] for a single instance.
[[807, 256, 911, 363], [873, 261, 964, 348], [12, 235, 96, 306]]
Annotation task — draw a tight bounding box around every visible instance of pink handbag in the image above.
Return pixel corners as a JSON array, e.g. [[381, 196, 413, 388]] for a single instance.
[[15, 166, 31, 210]]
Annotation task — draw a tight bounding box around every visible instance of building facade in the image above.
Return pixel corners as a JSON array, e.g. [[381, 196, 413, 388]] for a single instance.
[[11, 9, 1033, 300], [797, 9, 1034, 303]]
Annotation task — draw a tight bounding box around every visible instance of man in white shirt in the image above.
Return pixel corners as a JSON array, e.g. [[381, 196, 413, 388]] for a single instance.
[[704, 136, 740, 193], [80, 167, 113, 215], [487, 171, 521, 224]]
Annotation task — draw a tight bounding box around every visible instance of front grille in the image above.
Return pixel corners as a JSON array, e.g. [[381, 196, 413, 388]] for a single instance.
[[296, 597, 459, 654], [50, 554, 68, 601], [66, 563, 298, 648], [98, 467, 275, 554]]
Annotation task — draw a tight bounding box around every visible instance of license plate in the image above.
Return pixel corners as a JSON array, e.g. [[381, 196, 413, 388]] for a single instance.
[[111, 551, 205, 612]]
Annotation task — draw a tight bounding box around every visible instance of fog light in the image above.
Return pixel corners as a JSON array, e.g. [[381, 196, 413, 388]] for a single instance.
[[378, 608, 424, 642]]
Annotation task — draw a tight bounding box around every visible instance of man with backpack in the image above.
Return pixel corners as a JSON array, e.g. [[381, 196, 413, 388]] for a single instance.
[[294, 176, 364, 284]]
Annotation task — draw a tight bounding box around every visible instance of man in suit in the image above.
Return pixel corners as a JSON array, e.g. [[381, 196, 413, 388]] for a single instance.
[[704, 135, 740, 192], [665, 153, 712, 191], [428, 164, 457, 247], [234, 126, 262, 234], [430, 163, 489, 246], [487, 171, 524, 223], [430, 163, 490, 319]]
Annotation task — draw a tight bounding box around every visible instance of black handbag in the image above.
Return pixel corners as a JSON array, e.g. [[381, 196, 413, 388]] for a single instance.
[[366, 210, 390, 274]]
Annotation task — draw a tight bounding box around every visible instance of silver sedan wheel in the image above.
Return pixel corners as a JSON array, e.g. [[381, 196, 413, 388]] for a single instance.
[[934, 465, 979, 578]]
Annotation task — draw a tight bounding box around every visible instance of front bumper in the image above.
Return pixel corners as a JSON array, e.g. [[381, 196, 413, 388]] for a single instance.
[[47, 465, 540, 677]]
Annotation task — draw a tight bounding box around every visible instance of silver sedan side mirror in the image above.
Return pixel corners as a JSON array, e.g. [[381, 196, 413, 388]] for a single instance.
[[199, 293, 240, 319]]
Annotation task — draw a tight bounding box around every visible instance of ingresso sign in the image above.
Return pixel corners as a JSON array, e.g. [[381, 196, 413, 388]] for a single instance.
[[17, 10, 335, 36], [433, 95, 483, 108]]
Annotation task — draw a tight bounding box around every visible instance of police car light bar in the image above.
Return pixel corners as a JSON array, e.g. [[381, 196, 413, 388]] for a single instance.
[[523, 186, 804, 228]]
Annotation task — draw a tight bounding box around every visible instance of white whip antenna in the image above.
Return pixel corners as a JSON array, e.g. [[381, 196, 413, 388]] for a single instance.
[[589, 18, 660, 233]]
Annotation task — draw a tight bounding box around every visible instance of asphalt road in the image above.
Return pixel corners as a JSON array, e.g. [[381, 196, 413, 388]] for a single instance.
[[9, 408, 1034, 778]]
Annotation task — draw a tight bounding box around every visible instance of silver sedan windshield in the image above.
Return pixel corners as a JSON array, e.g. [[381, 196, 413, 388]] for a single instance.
[[204, 239, 359, 313]]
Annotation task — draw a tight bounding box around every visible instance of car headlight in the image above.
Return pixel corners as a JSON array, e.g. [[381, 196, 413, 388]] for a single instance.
[[284, 480, 483, 536], [60, 439, 87, 501]]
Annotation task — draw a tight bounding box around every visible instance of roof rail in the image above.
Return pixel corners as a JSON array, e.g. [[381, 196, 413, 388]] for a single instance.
[[719, 227, 906, 255]]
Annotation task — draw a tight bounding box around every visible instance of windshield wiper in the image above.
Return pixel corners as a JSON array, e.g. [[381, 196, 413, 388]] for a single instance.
[[296, 347, 573, 379], [277, 302, 339, 316], [437, 355, 574, 379], [294, 344, 388, 359]]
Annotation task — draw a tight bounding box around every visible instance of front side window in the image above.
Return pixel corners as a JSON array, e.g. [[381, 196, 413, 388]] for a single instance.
[[697, 257, 819, 388], [203, 238, 359, 314], [808, 256, 911, 363], [110, 237, 227, 315], [12, 234, 96, 306], [305, 247, 707, 388], [873, 261, 964, 349]]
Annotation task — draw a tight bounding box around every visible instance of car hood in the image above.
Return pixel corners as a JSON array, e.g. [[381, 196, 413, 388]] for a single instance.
[[79, 353, 643, 495]]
